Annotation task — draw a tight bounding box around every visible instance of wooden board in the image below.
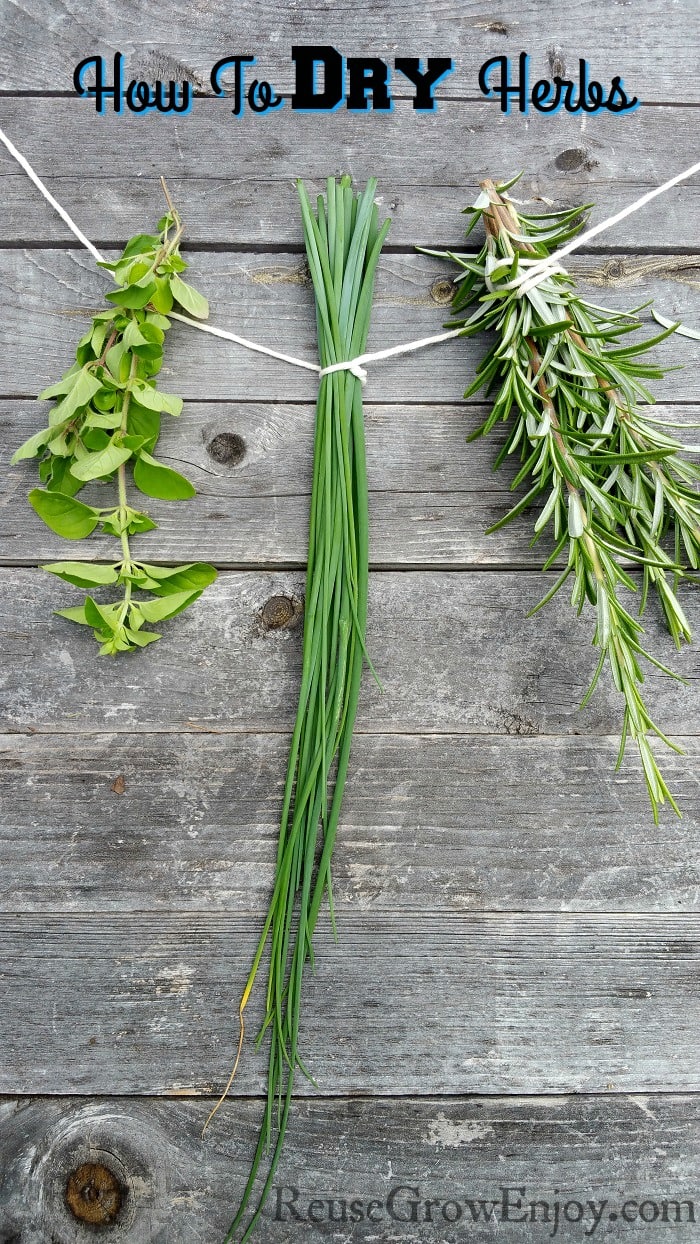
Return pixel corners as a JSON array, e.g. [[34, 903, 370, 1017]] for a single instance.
[[1, 252, 699, 404], [0, 911, 698, 1095], [5, 401, 700, 567], [1, 102, 700, 246], [2, 3, 700, 1238], [2, 570, 699, 736], [2, 1094, 698, 1244], [0, 0, 697, 100], [2, 731, 699, 914]]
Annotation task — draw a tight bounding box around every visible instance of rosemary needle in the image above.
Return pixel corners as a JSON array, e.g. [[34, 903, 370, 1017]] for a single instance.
[[426, 175, 700, 821]]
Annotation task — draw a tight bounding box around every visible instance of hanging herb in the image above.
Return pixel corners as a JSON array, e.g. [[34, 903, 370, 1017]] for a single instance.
[[210, 176, 389, 1243], [425, 175, 699, 820], [11, 184, 217, 654]]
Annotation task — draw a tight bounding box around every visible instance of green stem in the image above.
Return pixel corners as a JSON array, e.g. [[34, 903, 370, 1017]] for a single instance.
[[116, 345, 140, 619]]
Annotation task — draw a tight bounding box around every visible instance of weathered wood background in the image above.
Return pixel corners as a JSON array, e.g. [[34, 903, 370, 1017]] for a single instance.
[[1, 2, 699, 1240]]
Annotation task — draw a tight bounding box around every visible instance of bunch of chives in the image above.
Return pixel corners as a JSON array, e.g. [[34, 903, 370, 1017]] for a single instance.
[[219, 175, 390, 1243]]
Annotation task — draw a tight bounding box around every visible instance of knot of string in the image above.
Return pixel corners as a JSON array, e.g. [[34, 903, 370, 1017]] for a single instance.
[[1, 124, 698, 384]]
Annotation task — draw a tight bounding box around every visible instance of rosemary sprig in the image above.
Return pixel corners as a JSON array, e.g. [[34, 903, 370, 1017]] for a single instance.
[[426, 177, 700, 821], [213, 176, 389, 1244], [12, 185, 216, 653]]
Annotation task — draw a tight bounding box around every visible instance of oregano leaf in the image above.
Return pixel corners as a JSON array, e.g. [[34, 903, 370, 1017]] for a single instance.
[[70, 441, 132, 482], [11, 427, 54, 463], [169, 275, 209, 320], [137, 588, 202, 622], [42, 562, 119, 588], [133, 450, 196, 499], [28, 490, 101, 540]]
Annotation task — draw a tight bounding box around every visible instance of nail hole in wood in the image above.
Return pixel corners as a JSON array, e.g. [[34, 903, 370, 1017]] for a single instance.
[[207, 432, 246, 466], [65, 1161, 124, 1226], [261, 596, 297, 630], [431, 278, 455, 305]]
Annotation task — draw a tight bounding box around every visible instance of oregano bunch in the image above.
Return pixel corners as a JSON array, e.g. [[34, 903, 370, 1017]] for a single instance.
[[12, 185, 217, 654], [425, 175, 700, 820]]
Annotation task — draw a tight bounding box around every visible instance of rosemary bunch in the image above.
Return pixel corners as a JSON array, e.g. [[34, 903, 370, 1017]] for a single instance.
[[216, 176, 389, 1243], [12, 186, 216, 653], [426, 176, 700, 820]]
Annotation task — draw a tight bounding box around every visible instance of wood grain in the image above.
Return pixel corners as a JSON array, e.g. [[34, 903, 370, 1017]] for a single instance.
[[0, 2, 697, 99], [1, 252, 698, 404], [0, 911, 698, 1095], [2, 1094, 698, 1244], [1, 730, 698, 915], [1, 1094, 698, 1244], [5, 401, 700, 567], [2, 102, 700, 247], [1, 569, 699, 736]]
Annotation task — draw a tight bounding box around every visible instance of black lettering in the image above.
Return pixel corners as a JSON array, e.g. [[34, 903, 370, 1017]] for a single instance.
[[465, 1199, 499, 1222], [564, 1200, 584, 1222], [126, 79, 154, 113], [661, 1199, 695, 1223], [535, 77, 564, 112], [73, 53, 123, 115], [607, 76, 639, 112], [347, 58, 391, 110], [349, 1198, 365, 1223], [638, 1200, 659, 1223], [442, 1200, 462, 1222], [394, 57, 453, 109], [153, 79, 192, 114], [328, 1198, 348, 1223], [501, 1186, 528, 1222], [292, 45, 343, 110], [529, 1199, 552, 1222], [275, 1186, 303, 1221], [387, 1185, 419, 1223], [423, 1198, 440, 1222], [308, 1199, 325, 1223], [478, 53, 528, 113], [210, 56, 255, 116]]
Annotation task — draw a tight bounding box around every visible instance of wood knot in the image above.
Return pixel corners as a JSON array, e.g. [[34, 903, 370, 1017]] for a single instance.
[[430, 278, 455, 305], [65, 1161, 124, 1226], [207, 432, 246, 466], [261, 595, 297, 630], [555, 148, 598, 173], [602, 258, 626, 281]]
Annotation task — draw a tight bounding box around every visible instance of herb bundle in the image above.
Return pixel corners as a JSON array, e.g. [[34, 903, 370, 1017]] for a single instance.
[[216, 176, 389, 1243], [426, 176, 699, 820], [12, 186, 216, 653]]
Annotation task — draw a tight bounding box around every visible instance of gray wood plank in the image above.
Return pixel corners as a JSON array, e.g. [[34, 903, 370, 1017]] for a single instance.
[[0, 911, 698, 1095], [1, 101, 700, 246], [1, 252, 698, 404], [5, 401, 700, 567], [1, 732, 699, 915], [2, 569, 699, 736], [0, 0, 696, 99], [1, 1094, 699, 1243]]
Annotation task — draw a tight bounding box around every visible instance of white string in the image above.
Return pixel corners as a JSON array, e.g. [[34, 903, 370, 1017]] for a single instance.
[[167, 310, 322, 374], [0, 126, 106, 264], [319, 327, 465, 383], [507, 159, 700, 296], [2, 123, 699, 383]]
